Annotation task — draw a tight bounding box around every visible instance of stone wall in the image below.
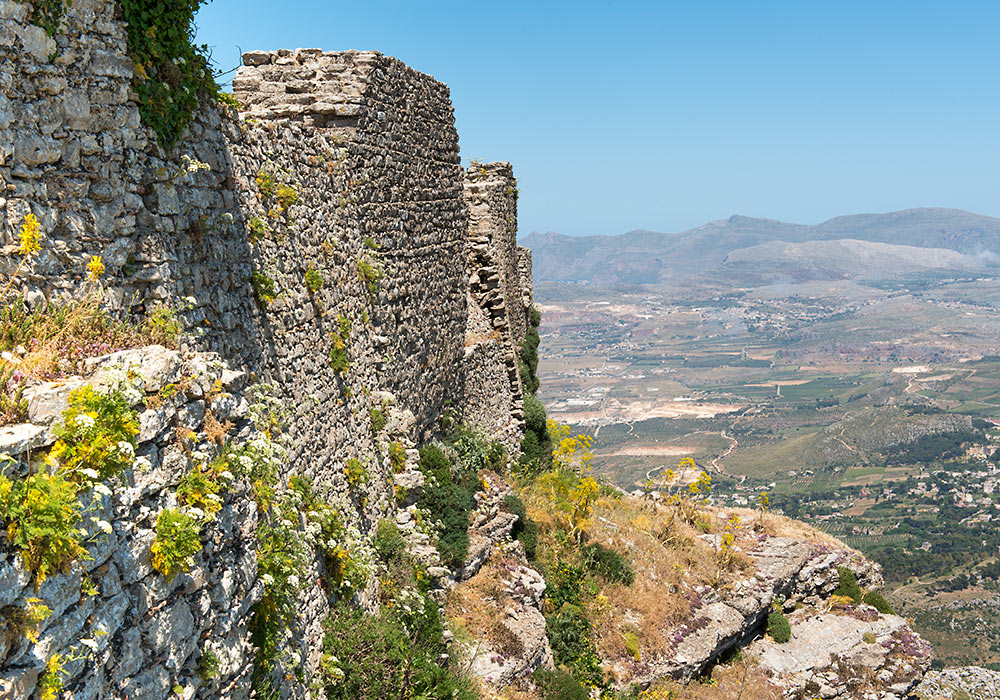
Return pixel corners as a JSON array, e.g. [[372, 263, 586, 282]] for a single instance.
[[0, 0, 536, 697], [460, 162, 530, 452], [0, 0, 146, 306]]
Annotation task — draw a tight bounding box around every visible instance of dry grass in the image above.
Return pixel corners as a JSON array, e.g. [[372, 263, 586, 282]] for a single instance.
[[203, 409, 233, 445], [0, 293, 178, 381], [638, 657, 784, 700], [518, 482, 825, 685], [445, 555, 524, 659], [586, 498, 756, 670]]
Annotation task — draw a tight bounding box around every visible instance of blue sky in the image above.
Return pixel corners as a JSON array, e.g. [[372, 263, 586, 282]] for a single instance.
[[195, 0, 1000, 237]]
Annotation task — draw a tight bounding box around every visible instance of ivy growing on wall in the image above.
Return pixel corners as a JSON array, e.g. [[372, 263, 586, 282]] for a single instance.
[[16, 0, 67, 36], [118, 0, 219, 150]]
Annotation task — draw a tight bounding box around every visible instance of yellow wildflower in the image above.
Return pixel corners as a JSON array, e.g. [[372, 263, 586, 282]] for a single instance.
[[86, 255, 105, 280], [19, 213, 41, 257]]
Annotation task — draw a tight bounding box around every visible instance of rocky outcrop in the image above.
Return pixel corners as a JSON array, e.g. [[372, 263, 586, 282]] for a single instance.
[[616, 536, 890, 687], [914, 666, 1000, 699], [0, 346, 260, 700], [459, 541, 553, 688], [748, 610, 931, 699]]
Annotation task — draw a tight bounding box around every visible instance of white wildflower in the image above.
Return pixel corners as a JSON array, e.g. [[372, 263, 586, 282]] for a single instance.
[[75, 414, 96, 429], [93, 483, 112, 497], [191, 450, 209, 463], [287, 574, 300, 588], [220, 470, 235, 481], [261, 573, 274, 586], [96, 520, 113, 534], [81, 468, 100, 480], [117, 441, 135, 457], [79, 638, 98, 651], [187, 507, 205, 519], [123, 386, 143, 405], [206, 493, 222, 503], [281, 519, 294, 529]]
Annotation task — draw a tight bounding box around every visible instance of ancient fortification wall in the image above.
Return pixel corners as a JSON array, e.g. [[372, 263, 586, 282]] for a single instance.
[[461, 162, 532, 452], [0, 0, 534, 697]]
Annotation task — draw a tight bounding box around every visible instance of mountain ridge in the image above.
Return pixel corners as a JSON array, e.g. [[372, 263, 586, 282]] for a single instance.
[[522, 208, 1000, 284]]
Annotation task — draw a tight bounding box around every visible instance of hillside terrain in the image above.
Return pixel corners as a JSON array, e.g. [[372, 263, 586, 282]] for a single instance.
[[532, 211, 1000, 671], [722, 239, 980, 281]]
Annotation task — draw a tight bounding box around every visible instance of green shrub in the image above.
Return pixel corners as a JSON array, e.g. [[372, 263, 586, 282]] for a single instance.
[[547, 562, 585, 608], [0, 471, 88, 584], [519, 307, 542, 395], [305, 267, 325, 293], [176, 463, 223, 519], [251, 270, 277, 305], [247, 216, 270, 242], [344, 458, 369, 489], [356, 258, 381, 297], [447, 425, 507, 473], [833, 566, 863, 603], [321, 598, 476, 700], [502, 493, 537, 560], [546, 604, 603, 687], [369, 408, 386, 434], [51, 384, 140, 482], [276, 183, 299, 211], [862, 591, 895, 614], [532, 668, 589, 700], [388, 441, 407, 473], [520, 392, 553, 473], [120, 0, 218, 150], [416, 445, 479, 569], [374, 518, 407, 562], [329, 314, 351, 374], [766, 609, 791, 644], [256, 170, 277, 199], [150, 508, 203, 579], [197, 648, 220, 681], [581, 542, 634, 586]]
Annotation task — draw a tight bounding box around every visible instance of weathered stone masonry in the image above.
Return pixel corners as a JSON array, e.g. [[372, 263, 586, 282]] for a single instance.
[[461, 161, 533, 453], [0, 0, 535, 696]]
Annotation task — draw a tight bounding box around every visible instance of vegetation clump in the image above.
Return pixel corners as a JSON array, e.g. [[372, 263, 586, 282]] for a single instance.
[[251, 270, 277, 305], [833, 566, 863, 603], [581, 541, 634, 586], [305, 267, 325, 294], [329, 314, 351, 374], [415, 444, 480, 569], [321, 598, 476, 700], [120, 0, 219, 150], [766, 608, 791, 644], [0, 380, 140, 584], [531, 668, 590, 700], [356, 258, 382, 299], [862, 591, 895, 614], [150, 507, 203, 579]]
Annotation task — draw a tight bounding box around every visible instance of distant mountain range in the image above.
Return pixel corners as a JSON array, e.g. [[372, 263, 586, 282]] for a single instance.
[[521, 208, 1000, 285]]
